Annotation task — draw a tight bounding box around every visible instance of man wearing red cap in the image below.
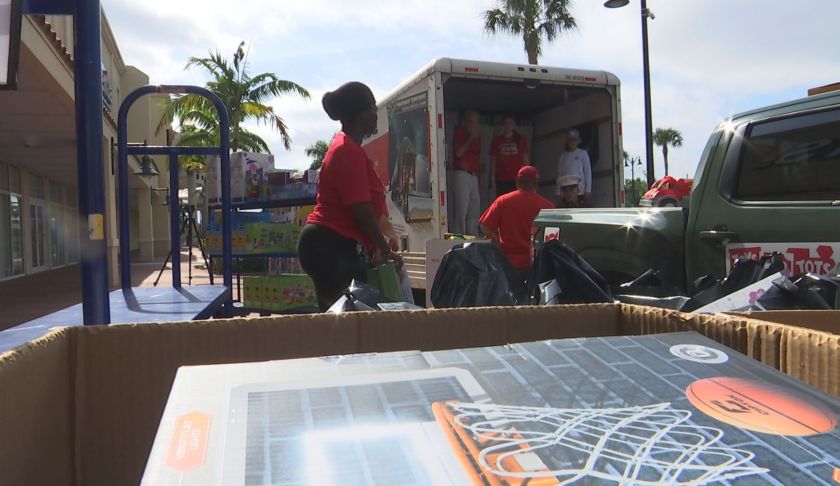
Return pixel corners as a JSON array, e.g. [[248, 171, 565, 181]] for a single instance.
[[479, 166, 554, 276]]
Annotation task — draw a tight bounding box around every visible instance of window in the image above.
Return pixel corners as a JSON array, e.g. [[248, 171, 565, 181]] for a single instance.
[[29, 174, 44, 200], [0, 162, 7, 191], [9, 166, 20, 193], [0, 162, 23, 278], [734, 109, 840, 202], [49, 182, 63, 204]]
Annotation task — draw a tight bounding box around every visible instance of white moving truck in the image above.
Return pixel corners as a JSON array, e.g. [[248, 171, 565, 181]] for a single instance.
[[361, 58, 623, 287]]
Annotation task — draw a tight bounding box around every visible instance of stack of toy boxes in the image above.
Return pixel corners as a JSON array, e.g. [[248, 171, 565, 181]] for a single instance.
[[206, 152, 275, 204], [243, 223, 299, 255], [269, 169, 318, 201], [206, 211, 271, 254], [242, 275, 317, 311]]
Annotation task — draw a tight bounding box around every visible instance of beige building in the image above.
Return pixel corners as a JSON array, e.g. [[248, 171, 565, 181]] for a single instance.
[[0, 11, 172, 286]]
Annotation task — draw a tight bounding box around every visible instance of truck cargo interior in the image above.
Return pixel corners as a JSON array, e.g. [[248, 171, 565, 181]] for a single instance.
[[442, 77, 619, 210]]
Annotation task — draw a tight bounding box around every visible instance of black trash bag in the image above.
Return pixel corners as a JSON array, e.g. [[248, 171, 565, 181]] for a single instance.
[[430, 242, 528, 308], [688, 274, 718, 296], [683, 253, 787, 311], [328, 279, 393, 313], [528, 240, 612, 305], [616, 294, 694, 312], [755, 273, 840, 310], [618, 269, 684, 298]]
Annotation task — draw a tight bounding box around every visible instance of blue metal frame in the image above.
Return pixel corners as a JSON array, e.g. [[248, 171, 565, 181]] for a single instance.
[[117, 85, 234, 316], [73, 0, 109, 324]]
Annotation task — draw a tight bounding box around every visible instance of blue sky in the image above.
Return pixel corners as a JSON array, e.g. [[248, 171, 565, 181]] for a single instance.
[[102, 0, 840, 180]]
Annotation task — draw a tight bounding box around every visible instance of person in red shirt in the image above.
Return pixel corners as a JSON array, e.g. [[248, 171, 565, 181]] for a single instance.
[[479, 166, 554, 277], [298, 81, 400, 311], [489, 115, 530, 196], [450, 109, 481, 235]]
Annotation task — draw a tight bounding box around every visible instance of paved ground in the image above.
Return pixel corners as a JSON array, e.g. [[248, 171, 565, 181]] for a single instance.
[[0, 247, 215, 331]]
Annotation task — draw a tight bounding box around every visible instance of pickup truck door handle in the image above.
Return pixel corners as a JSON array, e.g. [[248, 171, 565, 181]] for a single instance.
[[699, 230, 738, 242]]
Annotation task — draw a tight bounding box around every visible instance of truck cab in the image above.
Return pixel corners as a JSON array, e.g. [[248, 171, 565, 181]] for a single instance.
[[534, 89, 840, 289]]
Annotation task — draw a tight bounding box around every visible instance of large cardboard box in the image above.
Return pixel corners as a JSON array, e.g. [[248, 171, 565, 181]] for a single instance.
[[2, 304, 840, 485], [728, 310, 840, 335]]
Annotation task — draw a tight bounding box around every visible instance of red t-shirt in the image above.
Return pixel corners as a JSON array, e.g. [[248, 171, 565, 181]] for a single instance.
[[490, 134, 528, 181], [479, 189, 554, 270], [452, 127, 481, 174], [307, 132, 386, 248]]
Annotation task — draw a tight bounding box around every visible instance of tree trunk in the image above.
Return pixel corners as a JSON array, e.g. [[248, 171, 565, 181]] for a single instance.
[[663, 144, 669, 176], [528, 49, 538, 65]]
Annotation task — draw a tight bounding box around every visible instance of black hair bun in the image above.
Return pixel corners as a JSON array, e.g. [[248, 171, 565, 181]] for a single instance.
[[321, 82, 376, 122]]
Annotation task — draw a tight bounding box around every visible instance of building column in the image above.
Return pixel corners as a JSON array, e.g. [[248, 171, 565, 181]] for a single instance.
[[137, 187, 155, 261], [103, 137, 120, 287]]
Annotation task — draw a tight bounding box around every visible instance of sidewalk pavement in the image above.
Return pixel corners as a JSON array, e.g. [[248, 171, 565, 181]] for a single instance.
[[0, 248, 215, 331]]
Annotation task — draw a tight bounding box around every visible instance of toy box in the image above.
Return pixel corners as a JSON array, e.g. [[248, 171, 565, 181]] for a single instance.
[[206, 152, 274, 203], [242, 275, 316, 311]]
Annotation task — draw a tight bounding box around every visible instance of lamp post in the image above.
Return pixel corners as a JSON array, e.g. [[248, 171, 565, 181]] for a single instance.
[[605, 0, 656, 187], [624, 156, 642, 205]]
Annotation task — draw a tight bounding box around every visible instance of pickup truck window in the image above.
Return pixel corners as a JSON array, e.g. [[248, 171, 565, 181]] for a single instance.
[[734, 108, 840, 202], [692, 130, 722, 193]]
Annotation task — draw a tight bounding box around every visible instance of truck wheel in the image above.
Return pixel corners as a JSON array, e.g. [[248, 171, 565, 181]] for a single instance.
[[658, 198, 678, 207]]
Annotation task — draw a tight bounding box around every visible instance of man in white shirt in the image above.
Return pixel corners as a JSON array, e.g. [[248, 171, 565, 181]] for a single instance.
[[557, 129, 592, 203]]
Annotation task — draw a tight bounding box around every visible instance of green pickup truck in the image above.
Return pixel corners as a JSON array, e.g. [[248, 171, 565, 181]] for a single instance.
[[534, 89, 840, 290]]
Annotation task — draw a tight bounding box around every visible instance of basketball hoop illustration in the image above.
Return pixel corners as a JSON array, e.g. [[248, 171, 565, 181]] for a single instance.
[[433, 401, 767, 485]]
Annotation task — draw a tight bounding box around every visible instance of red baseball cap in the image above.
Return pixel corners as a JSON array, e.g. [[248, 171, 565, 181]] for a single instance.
[[517, 165, 539, 181]]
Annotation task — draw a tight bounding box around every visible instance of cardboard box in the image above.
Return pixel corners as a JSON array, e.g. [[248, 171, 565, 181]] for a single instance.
[[3, 304, 840, 485], [728, 310, 840, 335], [143, 332, 840, 485]]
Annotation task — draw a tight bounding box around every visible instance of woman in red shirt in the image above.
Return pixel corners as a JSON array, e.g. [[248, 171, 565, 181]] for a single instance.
[[298, 82, 399, 310]]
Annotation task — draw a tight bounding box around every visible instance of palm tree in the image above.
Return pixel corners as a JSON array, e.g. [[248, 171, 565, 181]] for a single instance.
[[652, 128, 684, 177], [305, 140, 330, 170], [158, 41, 310, 168], [483, 0, 577, 65]]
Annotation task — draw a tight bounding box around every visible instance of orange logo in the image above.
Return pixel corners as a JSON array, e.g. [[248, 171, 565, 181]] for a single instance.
[[686, 377, 836, 436], [166, 412, 212, 472]]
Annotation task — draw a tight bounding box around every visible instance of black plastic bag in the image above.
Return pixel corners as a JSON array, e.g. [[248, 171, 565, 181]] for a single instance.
[[328, 279, 392, 313], [430, 242, 528, 308], [616, 294, 693, 312], [528, 240, 612, 305], [616, 253, 786, 312], [755, 273, 840, 310], [618, 269, 684, 298], [687, 254, 786, 310]]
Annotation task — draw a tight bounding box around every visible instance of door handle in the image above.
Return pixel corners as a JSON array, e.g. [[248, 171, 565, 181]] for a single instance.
[[699, 230, 738, 243]]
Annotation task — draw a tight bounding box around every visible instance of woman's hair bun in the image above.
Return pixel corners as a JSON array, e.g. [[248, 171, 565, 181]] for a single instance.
[[322, 91, 341, 121], [321, 82, 375, 122]]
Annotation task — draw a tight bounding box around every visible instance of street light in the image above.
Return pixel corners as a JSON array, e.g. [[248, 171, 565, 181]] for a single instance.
[[624, 156, 643, 205], [605, 0, 656, 187], [134, 155, 160, 178]]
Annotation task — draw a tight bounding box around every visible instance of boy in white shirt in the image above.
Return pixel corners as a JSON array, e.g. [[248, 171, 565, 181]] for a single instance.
[[556, 129, 591, 203]]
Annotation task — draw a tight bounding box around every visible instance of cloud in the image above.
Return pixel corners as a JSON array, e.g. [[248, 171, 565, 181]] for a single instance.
[[102, 0, 840, 180]]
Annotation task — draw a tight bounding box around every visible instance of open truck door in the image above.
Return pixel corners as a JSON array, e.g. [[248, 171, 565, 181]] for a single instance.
[[363, 66, 443, 253]]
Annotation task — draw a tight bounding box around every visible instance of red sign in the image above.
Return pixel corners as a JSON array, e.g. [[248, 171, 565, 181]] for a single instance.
[[166, 412, 212, 472], [727, 243, 839, 276]]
